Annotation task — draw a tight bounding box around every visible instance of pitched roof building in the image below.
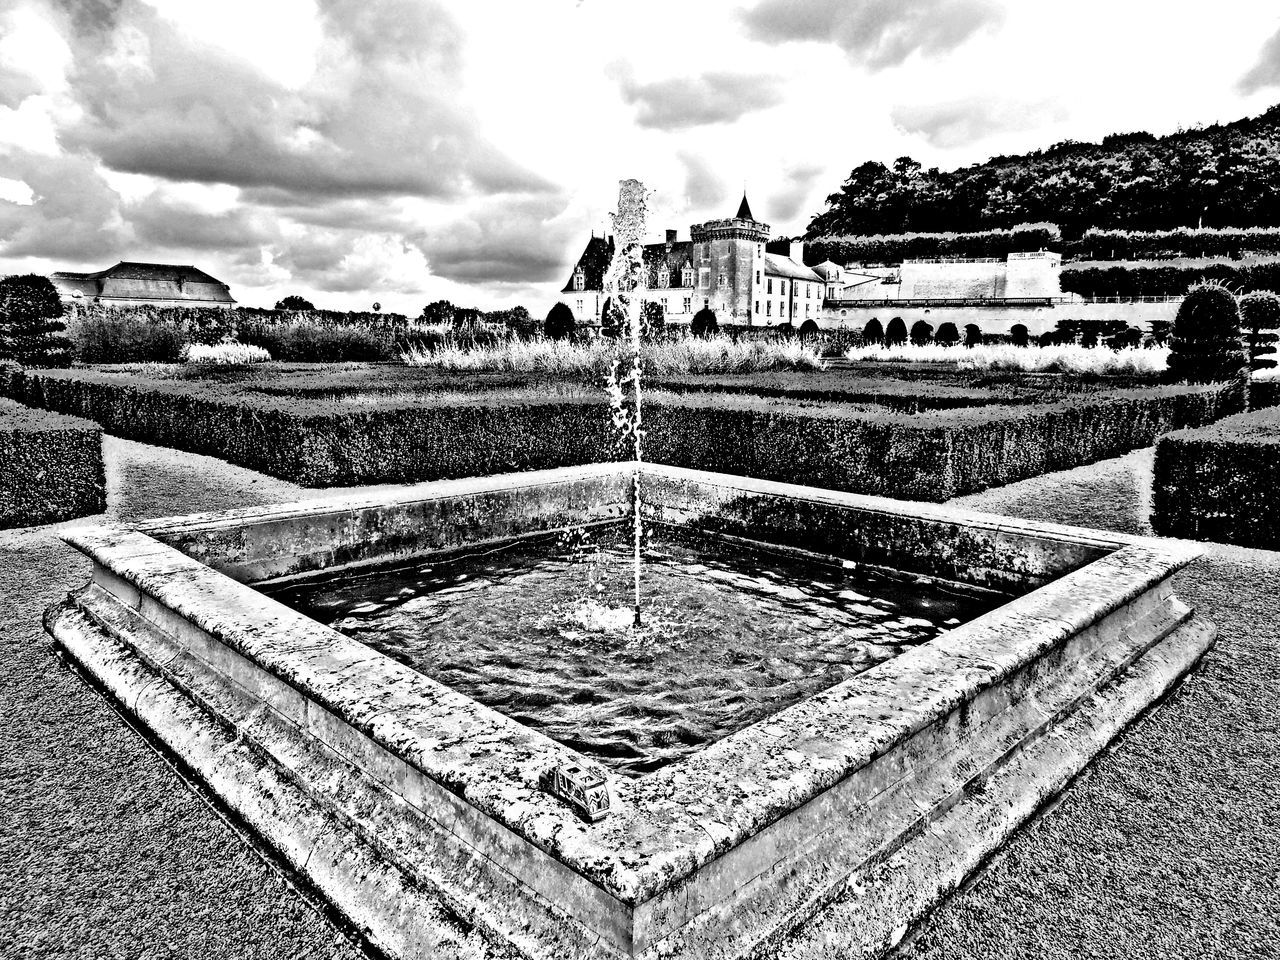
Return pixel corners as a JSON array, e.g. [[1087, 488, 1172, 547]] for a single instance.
[[50, 261, 236, 308], [560, 194, 825, 327]]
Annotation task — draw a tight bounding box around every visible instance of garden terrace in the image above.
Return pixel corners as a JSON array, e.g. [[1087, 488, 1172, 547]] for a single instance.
[[1152, 405, 1280, 549], [0, 397, 105, 529], [2, 366, 1240, 501]]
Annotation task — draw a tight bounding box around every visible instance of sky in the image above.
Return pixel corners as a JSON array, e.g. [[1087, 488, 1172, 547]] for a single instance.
[[1, 0, 1280, 316]]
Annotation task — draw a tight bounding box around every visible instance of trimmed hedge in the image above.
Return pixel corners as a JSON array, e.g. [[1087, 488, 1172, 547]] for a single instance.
[[1250, 378, 1280, 410], [1065, 226, 1280, 261], [1152, 406, 1280, 548], [2, 369, 1240, 502], [1061, 259, 1280, 298], [799, 225, 1061, 265], [0, 397, 105, 529]]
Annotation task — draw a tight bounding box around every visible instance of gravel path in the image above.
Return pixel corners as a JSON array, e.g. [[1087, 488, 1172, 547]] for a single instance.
[[2, 440, 1275, 959], [898, 449, 1280, 960]]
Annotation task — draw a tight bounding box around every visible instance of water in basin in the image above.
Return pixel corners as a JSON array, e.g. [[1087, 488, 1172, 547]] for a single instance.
[[265, 525, 1005, 776]]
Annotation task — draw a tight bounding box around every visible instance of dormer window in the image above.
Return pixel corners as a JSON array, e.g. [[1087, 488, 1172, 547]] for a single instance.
[[681, 265, 694, 286], [657, 268, 669, 289], [573, 268, 585, 291]]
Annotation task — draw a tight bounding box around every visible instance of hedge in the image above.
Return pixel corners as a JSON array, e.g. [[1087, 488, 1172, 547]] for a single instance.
[[1152, 406, 1280, 548], [0, 397, 105, 529], [1060, 259, 1280, 298], [2, 369, 1240, 502], [799, 225, 1061, 266], [1065, 226, 1280, 262], [1250, 378, 1280, 410]]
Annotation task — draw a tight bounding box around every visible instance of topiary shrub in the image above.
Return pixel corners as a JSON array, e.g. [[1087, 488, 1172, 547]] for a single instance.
[[1010, 324, 1029, 347], [544, 302, 576, 340], [909, 320, 933, 345], [863, 318, 884, 344], [885, 317, 907, 346], [964, 323, 983, 347], [600, 297, 625, 338], [1167, 282, 1248, 383], [1239, 290, 1280, 371], [642, 301, 666, 340], [799, 319, 820, 338], [0, 275, 73, 368], [935, 322, 960, 346], [691, 308, 718, 338]]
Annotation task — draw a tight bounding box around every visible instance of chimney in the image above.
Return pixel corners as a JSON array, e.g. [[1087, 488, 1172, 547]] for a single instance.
[[789, 240, 805, 264], [666, 229, 677, 246]]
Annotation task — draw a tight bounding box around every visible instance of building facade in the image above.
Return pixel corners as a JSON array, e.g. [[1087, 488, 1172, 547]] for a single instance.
[[50, 261, 236, 308], [560, 194, 824, 327]]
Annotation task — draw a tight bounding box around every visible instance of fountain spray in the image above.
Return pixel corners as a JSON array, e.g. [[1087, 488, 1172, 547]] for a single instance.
[[602, 179, 649, 627]]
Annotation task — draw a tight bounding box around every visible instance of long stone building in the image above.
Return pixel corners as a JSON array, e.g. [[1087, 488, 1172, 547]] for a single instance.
[[50, 261, 236, 308], [561, 195, 826, 327]]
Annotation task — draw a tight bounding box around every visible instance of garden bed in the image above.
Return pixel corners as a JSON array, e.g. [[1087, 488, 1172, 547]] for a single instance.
[[1152, 406, 1280, 548], [1, 367, 1241, 501], [0, 397, 105, 529]]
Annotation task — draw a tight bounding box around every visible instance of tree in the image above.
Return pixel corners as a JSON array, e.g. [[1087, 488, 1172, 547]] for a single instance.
[[600, 297, 625, 338], [863, 318, 884, 344], [909, 320, 933, 345], [690, 308, 718, 338], [1166, 282, 1248, 382], [885, 317, 908, 345], [799, 319, 821, 338], [0, 275, 72, 367], [275, 295, 315, 311], [1010, 323, 1030, 347], [935, 321, 960, 346], [420, 299, 457, 326], [500, 305, 537, 338], [1239, 290, 1280, 369], [641, 301, 666, 340], [544, 302, 576, 340], [964, 323, 983, 347]]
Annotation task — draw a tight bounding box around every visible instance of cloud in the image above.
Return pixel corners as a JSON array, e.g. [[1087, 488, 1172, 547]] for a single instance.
[[411, 193, 577, 285], [679, 152, 727, 210], [126, 193, 277, 251], [611, 65, 785, 129], [891, 96, 1068, 148], [739, 0, 1003, 70], [0, 151, 129, 260], [765, 165, 825, 223], [53, 0, 551, 201], [1240, 28, 1280, 93]]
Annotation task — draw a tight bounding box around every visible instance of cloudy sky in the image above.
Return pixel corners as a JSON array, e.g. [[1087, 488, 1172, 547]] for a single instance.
[[2, 0, 1279, 315]]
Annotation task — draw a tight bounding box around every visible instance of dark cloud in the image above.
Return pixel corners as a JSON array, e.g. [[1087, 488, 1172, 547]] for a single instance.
[[0, 151, 129, 261], [411, 194, 577, 285], [56, 0, 551, 201], [739, 0, 1003, 70], [891, 97, 1067, 148], [126, 196, 277, 251], [679, 152, 727, 210], [1240, 28, 1280, 93], [611, 65, 785, 130], [765, 165, 825, 223]]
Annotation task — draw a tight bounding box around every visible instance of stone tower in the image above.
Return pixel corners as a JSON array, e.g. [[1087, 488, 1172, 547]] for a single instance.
[[689, 193, 770, 324]]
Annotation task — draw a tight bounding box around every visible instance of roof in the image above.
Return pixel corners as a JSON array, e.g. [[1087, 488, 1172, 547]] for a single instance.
[[735, 192, 755, 221], [562, 236, 698, 293], [51, 261, 227, 285], [763, 253, 823, 283], [562, 236, 614, 293], [811, 260, 844, 280]]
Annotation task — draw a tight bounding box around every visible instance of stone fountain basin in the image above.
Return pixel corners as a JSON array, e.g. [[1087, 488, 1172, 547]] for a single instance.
[[47, 463, 1215, 960]]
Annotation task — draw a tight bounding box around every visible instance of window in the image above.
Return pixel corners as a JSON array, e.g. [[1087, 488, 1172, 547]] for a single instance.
[[681, 266, 694, 286], [766, 302, 772, 317], [704, 298, 709, 308], [767, 278, 773, 293], [573, 269, 585, 291], [717, 274, 727, 289], [781, 280, 787, 295], [806, 303, 811, 316], [682, 296, 692, 313], [658, 268, 669, 288], [577, 300, 583, 314], [754, 300, 759, 314], [756, 270, 760, 284], [699, 267, 710, 289], [806, 284, 811, 298]]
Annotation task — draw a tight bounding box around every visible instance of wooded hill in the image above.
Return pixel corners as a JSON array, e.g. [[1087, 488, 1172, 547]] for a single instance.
[[807, 105, 1280, 238]]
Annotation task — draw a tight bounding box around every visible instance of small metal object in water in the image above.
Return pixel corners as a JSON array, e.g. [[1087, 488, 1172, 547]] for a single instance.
[[542, 762, 612, 822]]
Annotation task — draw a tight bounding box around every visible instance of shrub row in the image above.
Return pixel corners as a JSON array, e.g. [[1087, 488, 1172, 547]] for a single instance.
[[2, 369, 1239, 501], [1152, 406, 1280, 548], [799, 225, 1061, 266], [1060, 260, 1280, 298], [1064, 226, 1280, 262], [0, 397, 105, 529], [1249, 378, 1280, 410]]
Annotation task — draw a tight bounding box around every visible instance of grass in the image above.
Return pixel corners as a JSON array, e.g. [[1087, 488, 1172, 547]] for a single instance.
[[182, 342, 273, 364], [401, 335, 827, 376], [845, 342, 1169, 375]]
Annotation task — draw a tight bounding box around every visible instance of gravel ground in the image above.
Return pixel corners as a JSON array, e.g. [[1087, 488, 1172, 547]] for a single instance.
[[2, 440, 1276, 958]]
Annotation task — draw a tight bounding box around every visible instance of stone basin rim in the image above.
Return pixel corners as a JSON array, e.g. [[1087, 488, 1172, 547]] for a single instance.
[[56, 462, 1204, 906]]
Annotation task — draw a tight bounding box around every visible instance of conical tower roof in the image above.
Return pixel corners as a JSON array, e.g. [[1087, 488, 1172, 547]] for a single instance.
[[735, 192, 754, 221]]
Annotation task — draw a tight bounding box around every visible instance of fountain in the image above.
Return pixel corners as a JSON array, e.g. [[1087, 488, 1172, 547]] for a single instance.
[[43, 183, 1218, 960]]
